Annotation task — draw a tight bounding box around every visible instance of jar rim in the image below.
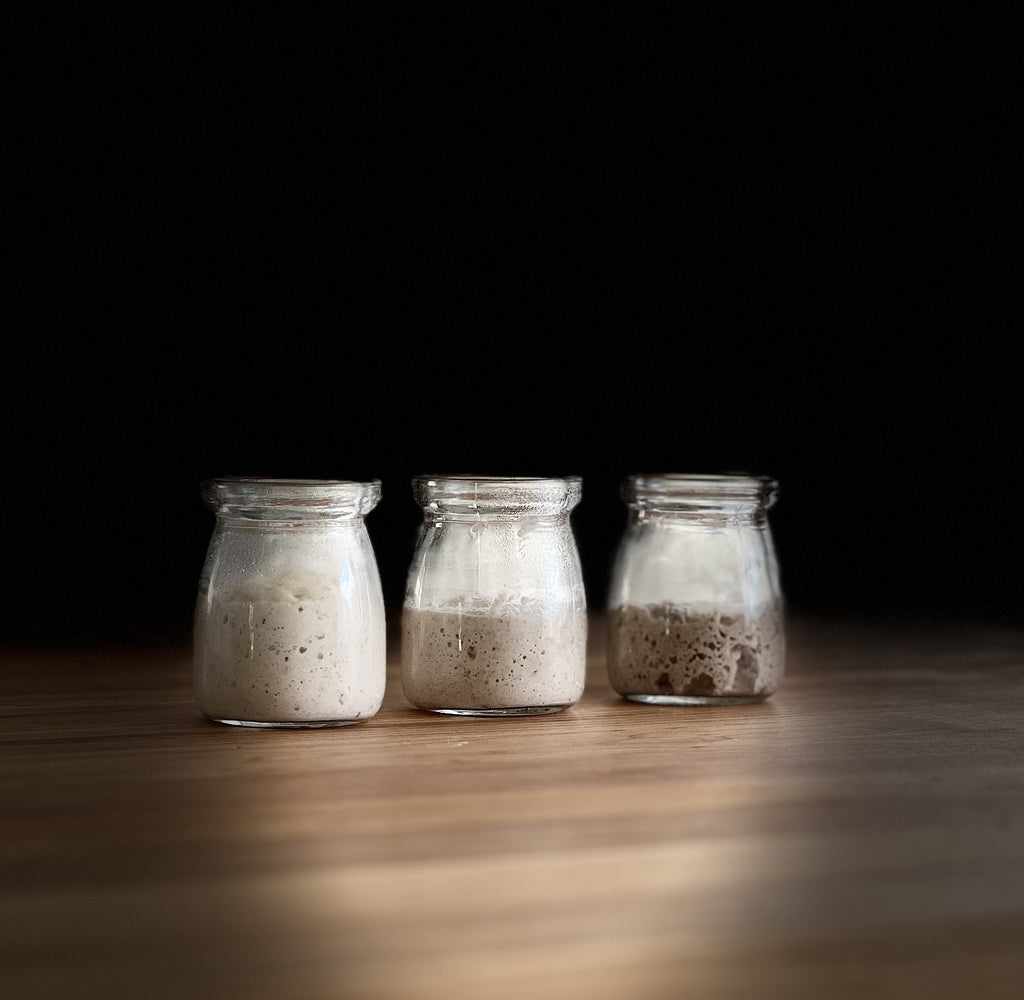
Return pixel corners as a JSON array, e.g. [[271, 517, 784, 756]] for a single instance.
[[413, 474, 581, 487], [623, 473, 778, 507], [411, 474, 582, 514], [201, 477, 382, 515]]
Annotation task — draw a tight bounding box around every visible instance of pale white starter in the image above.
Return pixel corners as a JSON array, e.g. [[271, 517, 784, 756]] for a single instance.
[[194, 570, 385, 726], [401, 603, 586, 713]]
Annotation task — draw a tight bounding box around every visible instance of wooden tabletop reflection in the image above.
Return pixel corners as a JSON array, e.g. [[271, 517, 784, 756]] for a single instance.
[[2, 614, 1023, 1000]]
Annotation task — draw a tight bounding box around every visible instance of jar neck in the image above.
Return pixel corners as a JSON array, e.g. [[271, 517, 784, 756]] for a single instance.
[[202, 478, 381, 522], [630, 505, 769, 528]]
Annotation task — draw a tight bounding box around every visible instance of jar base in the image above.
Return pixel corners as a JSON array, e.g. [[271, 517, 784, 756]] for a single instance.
[[204, 716, 369, 729], [621, 693, 771, 707], [423, 705, 572, 717]]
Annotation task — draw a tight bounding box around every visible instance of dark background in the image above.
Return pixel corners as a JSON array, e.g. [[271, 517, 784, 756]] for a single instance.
[[8, 9, 1019, 645]]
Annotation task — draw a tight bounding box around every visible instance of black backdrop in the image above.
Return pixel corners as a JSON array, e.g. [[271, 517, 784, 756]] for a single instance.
[[8, 10, 1019, 644]]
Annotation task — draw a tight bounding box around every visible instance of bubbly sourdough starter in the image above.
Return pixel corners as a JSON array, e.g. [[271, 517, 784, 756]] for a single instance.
[[401, 606, 586, 713], [194, 570, 385, 725], [607, 602, 784, 702]]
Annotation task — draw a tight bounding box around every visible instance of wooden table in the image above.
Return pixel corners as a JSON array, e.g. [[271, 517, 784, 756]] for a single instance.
[[3, 614, 1023, 1000]]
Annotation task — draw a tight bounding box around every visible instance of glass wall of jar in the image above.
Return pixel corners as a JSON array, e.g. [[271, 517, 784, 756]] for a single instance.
[[606, 474, 784, 705], [193, 478, 387, 727], [401, 475, 587, 716]]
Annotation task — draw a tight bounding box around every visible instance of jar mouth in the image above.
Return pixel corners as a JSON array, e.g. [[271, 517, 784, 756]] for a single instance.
[[412, 475, 582, 515], [202, 477, 382, 518], [623, 474, 778, 509]]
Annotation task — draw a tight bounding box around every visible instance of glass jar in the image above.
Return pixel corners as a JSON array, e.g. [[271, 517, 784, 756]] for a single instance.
[[401, 475, 587, 716], [193, 478, 387, 728], [606, 474, 784, 705]]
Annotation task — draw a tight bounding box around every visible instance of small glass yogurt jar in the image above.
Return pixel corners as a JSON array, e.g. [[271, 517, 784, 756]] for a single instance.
[[401, 475, 587, 716], [193, 478, 387, 727], [606, 474, 784, 705]]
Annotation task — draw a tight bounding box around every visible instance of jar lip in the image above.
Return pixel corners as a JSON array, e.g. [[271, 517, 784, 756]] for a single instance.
[[202, 477, 382, 514], [412, 474, 582, 513], [623, 473, 778, 506], [413, 474, 581, 488]]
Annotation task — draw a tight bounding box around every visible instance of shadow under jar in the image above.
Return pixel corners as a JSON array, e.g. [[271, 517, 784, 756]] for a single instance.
[[606, 474, 784, 706], [401, 475, 587, 716], [193, 478, 387, 728]]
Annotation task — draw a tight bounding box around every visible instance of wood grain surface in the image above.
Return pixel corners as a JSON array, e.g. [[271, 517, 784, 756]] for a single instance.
[[2, 615, 1023, 1000]]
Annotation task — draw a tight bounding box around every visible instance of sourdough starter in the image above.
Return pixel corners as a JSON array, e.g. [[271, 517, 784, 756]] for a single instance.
[[607, 602, 784, 702], [194, 570, 385, 725], [401, 605, 586, 713]]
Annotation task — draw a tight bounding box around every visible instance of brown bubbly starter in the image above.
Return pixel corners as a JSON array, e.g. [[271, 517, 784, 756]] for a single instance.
[[607, 603, 784, 701]]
